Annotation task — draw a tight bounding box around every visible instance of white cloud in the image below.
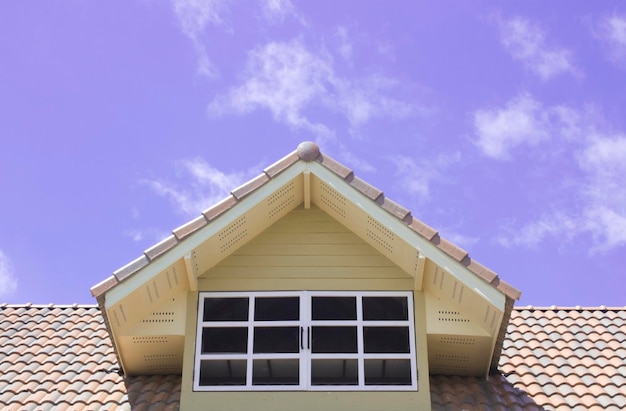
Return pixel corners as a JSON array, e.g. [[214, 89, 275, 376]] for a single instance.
[[335, 26, 353, 60], [261, 0, 303, 24], [442, 231, 480, 249], [390, 156, 440, 202], [0, 250, 18, 298], [209, 39, 414, 141], [473, 93, 550, 159], [171, 0, 226, 78], [498, 16, 579, 80], [597, 14, 626, 66], [124, 228, 171, 244], [143, 157, 257, 217], [494, 129, 626, 253], [578, 135, 626, 251]]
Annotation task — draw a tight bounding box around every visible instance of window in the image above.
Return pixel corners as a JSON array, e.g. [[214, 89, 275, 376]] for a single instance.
[[194, 291, 417, 391]]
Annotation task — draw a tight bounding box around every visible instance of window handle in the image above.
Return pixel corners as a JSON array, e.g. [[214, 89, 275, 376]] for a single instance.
[[307, 326, 311, 350], [300, 326, 304, 350]]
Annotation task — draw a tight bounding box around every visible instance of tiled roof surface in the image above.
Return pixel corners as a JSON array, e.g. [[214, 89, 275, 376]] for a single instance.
[[432, 306, 626, 410], [0, 304, 180, 410], [2, 305, 624, 410]]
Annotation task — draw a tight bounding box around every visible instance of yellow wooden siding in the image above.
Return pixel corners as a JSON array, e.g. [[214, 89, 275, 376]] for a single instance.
[[199, 206, 412, 285]]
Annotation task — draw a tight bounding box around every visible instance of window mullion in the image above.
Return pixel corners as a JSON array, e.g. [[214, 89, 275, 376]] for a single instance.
[[246, 296, 255, 387], [356, 295, 365, 388]]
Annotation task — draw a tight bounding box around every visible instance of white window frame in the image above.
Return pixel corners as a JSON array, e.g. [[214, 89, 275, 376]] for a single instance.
[[194, 291, 417, 392]]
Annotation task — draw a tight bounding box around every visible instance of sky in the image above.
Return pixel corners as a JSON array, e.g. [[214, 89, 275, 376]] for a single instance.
[[1, 1, 625, 307]]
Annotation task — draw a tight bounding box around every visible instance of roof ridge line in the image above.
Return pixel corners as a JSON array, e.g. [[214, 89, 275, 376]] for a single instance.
[[0, 303, 99, 308], [514, 305, 626, 310]]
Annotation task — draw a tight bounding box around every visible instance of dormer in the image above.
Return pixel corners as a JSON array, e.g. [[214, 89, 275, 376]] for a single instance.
[[91, 142, 521, 411]]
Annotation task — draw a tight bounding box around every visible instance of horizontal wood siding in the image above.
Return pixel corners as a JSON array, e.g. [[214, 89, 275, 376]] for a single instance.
[[200, 207, 410, 286]]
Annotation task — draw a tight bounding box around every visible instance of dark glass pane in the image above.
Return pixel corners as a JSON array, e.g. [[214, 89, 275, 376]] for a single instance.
[[203, 298, 249, 321], [252, 359, 299, 385], [201, 327, 248, 353], [311, 326, 357, 353], [364, 359, 412, 385], [311, 359, 358, 385], [312, 297, 357, 320], [253, 327, 299, 353], [363, 297, 408, 321], [364, 327, 410, 353], [254, 297, 299, 321], [199, 360, 247, 386]]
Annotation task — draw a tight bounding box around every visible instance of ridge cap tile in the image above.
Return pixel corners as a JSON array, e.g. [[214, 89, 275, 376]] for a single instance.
[[315, 152, 353, 179], [172, 214, 208, 240], [230, 173, 270, 200], [202, 195, 237, 221], [113, 255, 149, 282], [345, 174, 384, 201], [263, 150, 299, 178], [144, 235, 178, 261]]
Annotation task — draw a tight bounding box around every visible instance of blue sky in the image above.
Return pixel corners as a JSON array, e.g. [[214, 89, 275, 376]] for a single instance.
[[1, 1, 625, 306]]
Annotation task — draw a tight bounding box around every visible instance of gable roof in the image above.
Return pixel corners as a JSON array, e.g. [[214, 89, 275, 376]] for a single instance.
[[90, 141, 521, 377], [2, 304, 624, 410]]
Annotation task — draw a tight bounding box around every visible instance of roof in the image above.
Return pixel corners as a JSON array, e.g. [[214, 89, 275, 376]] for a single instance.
[[2, 304, 624, 410], [91, 141, 520, 301], [0, 304, 180, 411], [90, 141, 521, 376]]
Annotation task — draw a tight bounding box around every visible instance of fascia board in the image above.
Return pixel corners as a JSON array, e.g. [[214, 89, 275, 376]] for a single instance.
[[308, 162, 506, 309], [105, 162, 308, 309]]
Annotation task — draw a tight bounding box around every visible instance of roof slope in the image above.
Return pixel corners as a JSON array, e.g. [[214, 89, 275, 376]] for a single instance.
[[0, 304, 180, 411], [2, 305, 624, 410], [432, 306, 626, 410]]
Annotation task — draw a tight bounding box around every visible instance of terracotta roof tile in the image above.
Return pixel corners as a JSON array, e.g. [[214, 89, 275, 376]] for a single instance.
[[172, 215, 208, 240], [431, 306, 626, 410], [263, 150, 299, 178], [231, 173, 271, 200], [144, 235, 178, 261], [0, 305, 180, 410]]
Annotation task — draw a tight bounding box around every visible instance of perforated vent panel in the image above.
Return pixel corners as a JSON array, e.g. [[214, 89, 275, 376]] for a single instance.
[[267, 181, 296, 219], [141, 311, 175, 324], [319, 181, 346, 218], [437, 310, 470, 324], [366, 216, 394, 253], [218, 216, 248, 253]]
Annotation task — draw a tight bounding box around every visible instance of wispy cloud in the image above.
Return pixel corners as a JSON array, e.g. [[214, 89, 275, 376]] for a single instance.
[[209, 39, 415, 142], [142, 157, 258, 217], [596, 14, 626, 67], [261, 0, 303, 24], [498, 16, 579, 80], [171, 0, 227, 78], [487, 101, 626, 252], [0, 249, 18, 298], [124, 228, 171, 244], [335, 26, 353, 61], [473, 93, 550, 160], [389, 155, 450, 203]]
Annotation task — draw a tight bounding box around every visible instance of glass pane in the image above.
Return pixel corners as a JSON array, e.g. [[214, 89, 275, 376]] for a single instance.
[[363, 296, 408, 321], [364, 327, 410, 353], [311, 359, 358, 385], [254, 297, 299, 321], [203, 298, 249, 321], [201, 327, 248, 353], [312, 297, 357, 320], [199, 359, 247, 386], [311, 326, 357, 353], [253, 359, 299, 385], [364, 359, 412, 385], [253, 327, 299, 353]]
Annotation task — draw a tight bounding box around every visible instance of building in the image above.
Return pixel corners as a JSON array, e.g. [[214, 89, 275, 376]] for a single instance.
[[2, 142, 625, 410]]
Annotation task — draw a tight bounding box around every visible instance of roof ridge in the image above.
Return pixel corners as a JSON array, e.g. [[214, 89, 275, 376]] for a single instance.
[[514, 305, 626, 311], [0, 303, 99, 308], [91, 141, 521, 302]]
